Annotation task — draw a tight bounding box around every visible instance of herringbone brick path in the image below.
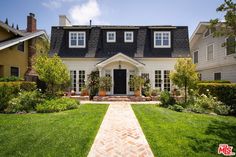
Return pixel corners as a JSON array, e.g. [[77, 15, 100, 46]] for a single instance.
[[87, 102, 154, 157]]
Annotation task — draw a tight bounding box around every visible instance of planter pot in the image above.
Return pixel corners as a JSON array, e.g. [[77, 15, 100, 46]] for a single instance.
[[134, 90, 141, 96], [98, 90, 106, 96], [81, 89, 89, 96]]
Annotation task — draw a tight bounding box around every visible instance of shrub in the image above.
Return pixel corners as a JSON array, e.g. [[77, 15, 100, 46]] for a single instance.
[[0, 81, 36, 112], [87, 70, 99, 99], [160, 91, 176, 108], [168, 104, 184, 112], [142, 77, 151, 97], [36, 97, 79, 113], [151, 88, 161, 96], [0, 76, 23, 82], [197, 83, 236, 114], [5, 90, 45, 113], [198, 80, 231, 83], [187, 94, 230, 115]]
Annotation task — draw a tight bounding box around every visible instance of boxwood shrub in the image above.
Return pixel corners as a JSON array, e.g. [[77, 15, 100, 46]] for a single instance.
[[197, 83, 236, 114], [36, 97, 80, 113], [198, 80, 231, 83]]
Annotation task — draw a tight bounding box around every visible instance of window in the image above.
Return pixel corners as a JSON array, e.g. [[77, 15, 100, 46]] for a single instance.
[[141, 73, 149, 81], [78, 70, 85, 92], [193, 51, 198, 64], [70, 70, 76, 92], [214, 72, 221, 80], [105, 70, 111, 92], [155, 70, 162, 90], [154, 31, 171, 48], [226, 36, 236, 55], [107, 32, 116, 42], [207, 44, 214, 61], [124, 32, 133, 42], [129, 70, 135, 92], [204, 29, 211, 38], [69, 32, 86, 48], [17, 42, 24, 52], [10, 67, 19, 77], [164, 70, 170, 91], [198, 73, 202, 81]]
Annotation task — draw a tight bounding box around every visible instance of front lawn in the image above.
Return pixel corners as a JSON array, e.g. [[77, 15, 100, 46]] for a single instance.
[[0, 104, 108, 157], [132, 104, 236, 157]]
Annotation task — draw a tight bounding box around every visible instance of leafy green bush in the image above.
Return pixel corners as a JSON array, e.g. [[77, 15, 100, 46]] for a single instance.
[[0, 76, 23, 82], [142, 78, 151, 96], [36, 97, 79, 113], [151, 88, 160, 96], [160, 91, 176, 108], [168, 104, 184, 112], [198, 80, 231, 83], [0, 81, 36, 112], [197, 83, 236, 114], [5, 90, 44, 113], [187, 94, 229, 115]]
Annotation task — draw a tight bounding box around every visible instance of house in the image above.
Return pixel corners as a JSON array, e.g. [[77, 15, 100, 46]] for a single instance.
[[190, 22, 236, 82], [0, 13, 48, 81], [50, 15, 190, 95]]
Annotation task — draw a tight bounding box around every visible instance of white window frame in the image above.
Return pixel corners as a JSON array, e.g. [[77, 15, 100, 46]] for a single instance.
[[124, 31, 133, 43], [206, 43, 214, 61], [69, 31, 86, 48], [203, 29, 212, 38], [154, 31, 171, 48], [107, 32, 116, 43]]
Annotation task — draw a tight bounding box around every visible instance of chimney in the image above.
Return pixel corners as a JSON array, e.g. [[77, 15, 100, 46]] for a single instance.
[[27, 13, 36, 32], [59, 15, 71, 26]]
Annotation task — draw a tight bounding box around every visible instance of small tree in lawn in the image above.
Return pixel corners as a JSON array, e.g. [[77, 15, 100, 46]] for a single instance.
[[33, 54, 70, 97], [170, 58, 199, 103]]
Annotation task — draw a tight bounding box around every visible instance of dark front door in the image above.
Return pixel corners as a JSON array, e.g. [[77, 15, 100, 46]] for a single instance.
[[114, 69, 126, 94]]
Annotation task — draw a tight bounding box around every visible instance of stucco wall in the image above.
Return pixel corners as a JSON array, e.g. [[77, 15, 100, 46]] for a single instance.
[[0, 41, 28, 78]]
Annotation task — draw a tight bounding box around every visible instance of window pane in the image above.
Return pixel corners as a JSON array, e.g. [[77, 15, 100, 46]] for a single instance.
[[155, 70, 162, 90], [226, 36, 236, 55], [17, 42, 24, 52], [163, 33, 169, 46], [79, 70, 85, 92], [194, 51, 198, 64], [11, 67, 19, 77], [78, 33, 85, 46], [155, 33, 162, 46], [214, 72, 221, 80], [70, 33, 77, 46], [207, 45, 213, 60], [164, 70, 170, 91], [70, 70, 77, 92]]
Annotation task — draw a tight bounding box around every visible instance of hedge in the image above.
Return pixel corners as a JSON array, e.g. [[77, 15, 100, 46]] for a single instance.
[[198, 80, 231, 83], [0, 81, 36, 112], [197, 83, 236, 113]]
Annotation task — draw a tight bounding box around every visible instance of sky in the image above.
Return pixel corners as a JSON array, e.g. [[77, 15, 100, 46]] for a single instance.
[[0, 0, 227, 37]]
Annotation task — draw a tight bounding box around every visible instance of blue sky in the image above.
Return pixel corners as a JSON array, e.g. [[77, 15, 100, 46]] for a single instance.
[[0, 0, 226, 37]]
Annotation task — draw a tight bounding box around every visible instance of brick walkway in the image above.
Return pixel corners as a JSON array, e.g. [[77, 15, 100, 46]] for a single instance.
[[87, 102, 154, 157]]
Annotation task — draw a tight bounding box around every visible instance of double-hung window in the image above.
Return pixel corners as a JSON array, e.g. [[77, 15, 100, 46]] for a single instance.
[[193, 51, 198, 64], [226, 36, 236, 55], [154, 31, 171, 48], [207, 44, 214, 61], [107, 32, 116, 42], [124, 32, 133, 42], [69, 32, 86, 48]]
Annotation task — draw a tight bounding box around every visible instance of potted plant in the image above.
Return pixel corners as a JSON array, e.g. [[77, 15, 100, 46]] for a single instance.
[[129, 75, 144, 96], [98, 76, 112, 96], [81, 85, 89, 96]]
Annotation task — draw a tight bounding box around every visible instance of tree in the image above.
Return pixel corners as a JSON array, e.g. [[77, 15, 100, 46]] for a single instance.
[[170, 58, 199, 103], [33, 54, 70, 97], [87, 70, 99, 99], [5, 18, 8, 25], [210, 0, 236, 37]]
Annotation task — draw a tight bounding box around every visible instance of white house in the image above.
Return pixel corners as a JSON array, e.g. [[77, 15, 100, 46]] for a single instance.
[[50, 16, 190, 95], [190, 22, 236, 82]]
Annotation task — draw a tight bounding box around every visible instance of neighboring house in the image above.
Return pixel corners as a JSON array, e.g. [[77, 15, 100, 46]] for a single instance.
[[0, 13, 47, 81], [190, 22, 236, 82], [50, 15, 190, 95]]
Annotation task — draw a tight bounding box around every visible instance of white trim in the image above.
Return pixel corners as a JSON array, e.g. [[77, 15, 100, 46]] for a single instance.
[[190, 22, 210, 43], [69, 31, 86, 48], [124, 31, 133, 43], [206, 43, 214, 61], [154, 31, 171, 48], [107, 31, 116, 43]]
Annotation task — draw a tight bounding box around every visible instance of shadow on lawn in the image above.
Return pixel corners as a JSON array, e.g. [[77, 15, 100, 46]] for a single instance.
[[186, 120, 236, 155]]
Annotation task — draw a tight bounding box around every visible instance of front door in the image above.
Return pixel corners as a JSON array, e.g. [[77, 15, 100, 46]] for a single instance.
[[114, 69, 126, 94]]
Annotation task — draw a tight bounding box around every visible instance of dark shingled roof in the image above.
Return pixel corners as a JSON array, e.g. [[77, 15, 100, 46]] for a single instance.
[[50, 25, 190, 58]]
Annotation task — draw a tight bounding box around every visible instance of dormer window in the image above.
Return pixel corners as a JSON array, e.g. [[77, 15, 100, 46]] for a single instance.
[[154, 31, 171, 48], [107, 32, 116, 42], [124, 32, 133, 43], [69, 32, 86, 48]]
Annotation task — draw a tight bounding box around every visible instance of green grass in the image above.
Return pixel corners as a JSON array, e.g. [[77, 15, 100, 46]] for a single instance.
[[132, 104, 236, 157], [0, 104, 108, 157]]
